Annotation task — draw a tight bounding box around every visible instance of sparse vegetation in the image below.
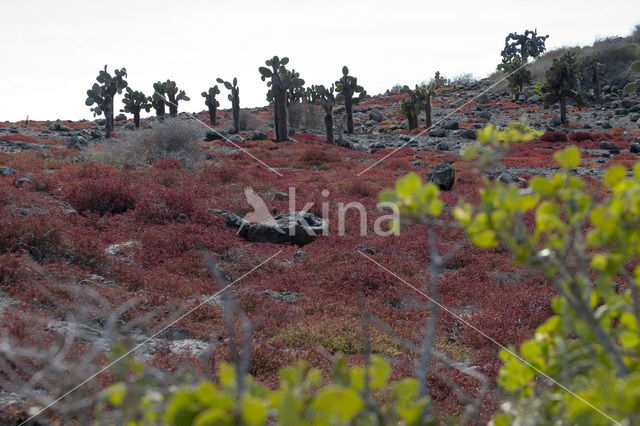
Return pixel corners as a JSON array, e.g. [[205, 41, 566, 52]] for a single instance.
[[202, 85, 220, 125], [121, 88, 151, 129]]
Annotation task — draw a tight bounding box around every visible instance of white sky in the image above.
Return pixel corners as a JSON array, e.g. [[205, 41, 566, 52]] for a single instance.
[[1, 0, 638, 122]]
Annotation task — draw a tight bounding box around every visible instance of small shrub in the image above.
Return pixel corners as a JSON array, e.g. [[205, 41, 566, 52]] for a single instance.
[[134, 187, 195, 224], [539, 131, 568, 142], [65, 167, 136, 215], [238, 109, 250, 131], [85, 118, 204, 169], [450, 73, 476, 86], [569, 131, 595, 141]]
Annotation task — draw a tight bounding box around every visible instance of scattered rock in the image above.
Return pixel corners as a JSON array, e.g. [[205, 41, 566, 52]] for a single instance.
[[428, 162, 455, 191], [429, 128, 447, 137], [293, 250, 307, 260], [630, 141, 640, 154], [443, 121, 459, 130], [368, 108, 384, 122], [66, 135, 88, 150], [263, 290, 299, 303], [210, 210, 328, 246], [458, 128, 476, 140], [476, 93, 490, 104], [436, 141, 449, 151], [115, 113, 127, 121], [13, 174, 32, 187], [250, 131, 268, 140], [599, 141, 618, 151], [0, 166, 16, 176], [159, 328, 191, 341]]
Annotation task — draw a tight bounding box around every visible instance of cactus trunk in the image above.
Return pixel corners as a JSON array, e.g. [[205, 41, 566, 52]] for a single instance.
[[425, 102, 432, 129], [324, 113, 334, 143], [407, 110, 418, 130], [133, 111, 140, 129], [274, 88, 288, 141], [168, 94, 178, 118], [105, 95, 113, 138], [345, 99, 354, 133], [208, 105, 217, 126], [560, 95, 567, 124], [232, 101, 239, 134]]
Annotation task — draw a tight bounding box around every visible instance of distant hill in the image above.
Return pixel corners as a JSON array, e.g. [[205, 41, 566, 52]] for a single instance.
[[488, 24, 640, 92]]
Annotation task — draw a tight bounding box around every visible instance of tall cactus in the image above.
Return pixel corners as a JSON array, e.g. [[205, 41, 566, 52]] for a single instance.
[[543, 52, 584, 124], [590, 56, 603, 101], [151, 81, 168, 119], [285, 69, 306, 106], [501, 29, 549, 64], [217, 77, 240, 134], [202, 85, 220, 126], [310, 84, 337, 143], [400, 86, 421, 130], [335, 66, 367, 134], [165, 80, 190, 118], [415, 82, 437, 128], [259, 56, 304, 142], [120, 88, 151, 129], [85, 65, 128, 138], [499, 30, 548, 98]]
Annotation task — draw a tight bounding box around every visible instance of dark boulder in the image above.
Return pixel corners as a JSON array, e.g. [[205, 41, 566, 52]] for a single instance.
[[428, 162, 455, 191]]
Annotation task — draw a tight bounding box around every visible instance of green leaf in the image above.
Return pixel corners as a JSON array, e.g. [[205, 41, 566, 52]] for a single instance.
[[471, 230, 497, 248], [241, 394, 267, 425], [312, 385, 363, 422], [104, 382, 126, 407], [553, 146, 581, 169], [631, 61, 640, 73], [603, 165, 626, 188], [395, 173, 422, 198], [624, 82, 638, 94]]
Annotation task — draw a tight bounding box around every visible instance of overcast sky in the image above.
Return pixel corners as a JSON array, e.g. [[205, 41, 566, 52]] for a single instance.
[[1, 0, 638, 122]]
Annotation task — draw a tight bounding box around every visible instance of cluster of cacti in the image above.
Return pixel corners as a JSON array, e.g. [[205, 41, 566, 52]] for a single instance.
[[433, 71, 446, 88], [623, 61, 640, 94], [201, 86, 220, 125], [85, 65, 128, 138], [309, 84, 337, 142], [498, 57, 531, 101], [259, 56, 304, 141], [415, 82, 437, 128], [335, 66, 367, 134], [120, 88, 151, 129], [151, 81, 168, 119], [164, 80, 190, 118], [501, 29, 549, 64], [498, 30, 548, 100], [217, 77, 240, 134], [543, 52, 584, 124], [284, 69, 307, 106], [400, 86, 421, 130]]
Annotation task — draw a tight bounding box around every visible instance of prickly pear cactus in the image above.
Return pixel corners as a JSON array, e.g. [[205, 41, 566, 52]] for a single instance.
[[310, 84, 337, 143], [85, 65, 128, 138], [202, 85, 221, 126], [120, 88, 151, 129], [151, 81, 168, 119], [217, 77, 240, 134], [164, 80, 190, 118], [335, 66, 366, 134], [259, 56, 305, 142]]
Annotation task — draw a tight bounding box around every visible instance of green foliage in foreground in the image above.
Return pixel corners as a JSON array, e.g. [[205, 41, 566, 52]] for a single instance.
[[385, 123, 640, 425], [623, 60, 640, 95], [103, 354, 431, 426]]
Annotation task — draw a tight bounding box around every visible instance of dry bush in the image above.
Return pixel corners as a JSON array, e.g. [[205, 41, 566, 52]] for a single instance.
[[85, 118, 204, 169], [238, 109, 250, 131]]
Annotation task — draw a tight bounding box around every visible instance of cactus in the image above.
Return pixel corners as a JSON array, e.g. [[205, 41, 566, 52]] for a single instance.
[[434, 71, 446, 88], [151, 81, 168, 119], [400, 86, 421, 130], [543, 52, 584, 124], [85, 65, 128, 138], [498, 57, 531, 101], [217, 77, 240, 134], [285, 69, 306, 106], [623, 61, 640, 94], [588, 55, 603, 100], [415, 82, 437, 128], [202, 85, 220, 126], [120, 88, 151, 129], [498, 30, 548, 98], [310, 84, 337, 143], [335, 66, 366, 134], [164, 80, 190, 118], [259, 56, 304, 142], [501, 29, 549, 64]]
